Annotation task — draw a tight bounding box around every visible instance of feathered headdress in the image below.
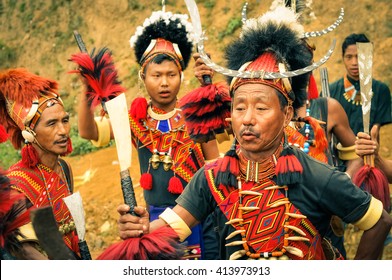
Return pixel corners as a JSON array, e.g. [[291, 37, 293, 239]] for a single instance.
[[187, 0, 341, 186], [0, 68, 61, 149], [226, 4, 335, 110], [130, 10, 195, 71], [0, 69, 71, 167], [129, 8, 196, 121]]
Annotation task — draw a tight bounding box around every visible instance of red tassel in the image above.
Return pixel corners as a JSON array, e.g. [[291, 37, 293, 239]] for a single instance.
[[21, 144, 40, 167], [71, 232, 80, 254], [140, 173, 153, 190], [305, 116, 328, 153], [167, 176, 183, 194], [308, 74, 319, 100], [275, 147, 303, 185], [215, 141, 239, 189], [97, 226, 183, 260], [353, 165, 391, 212], [130, 97, 148, 121], [0, 124, 8, 143]]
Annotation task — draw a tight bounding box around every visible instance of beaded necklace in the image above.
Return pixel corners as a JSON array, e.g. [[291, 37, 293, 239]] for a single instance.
[[144, 105, 185, 172], [293, 101, 313, 154], [343, 75, 361, 105]]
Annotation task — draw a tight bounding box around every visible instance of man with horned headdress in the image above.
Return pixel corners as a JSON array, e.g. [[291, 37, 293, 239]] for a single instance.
[[74, 4, 225, 259], [116, 3, 392, 260], [0, 69, 80, 259]]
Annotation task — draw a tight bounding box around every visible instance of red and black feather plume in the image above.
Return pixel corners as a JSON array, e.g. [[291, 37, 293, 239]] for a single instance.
[[179, 82, 231, 143], [69, 48, 126, 112]]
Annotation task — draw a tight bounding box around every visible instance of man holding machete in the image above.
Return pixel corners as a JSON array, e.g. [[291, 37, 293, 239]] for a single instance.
[[117, 1, 392, 260], [73, 2, 225, 259]]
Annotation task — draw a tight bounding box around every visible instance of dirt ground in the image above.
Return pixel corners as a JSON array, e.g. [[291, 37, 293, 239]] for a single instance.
[[66, 125, 392, 260]]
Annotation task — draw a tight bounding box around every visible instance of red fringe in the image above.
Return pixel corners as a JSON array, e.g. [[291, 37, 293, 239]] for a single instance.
[[353, 165, 391, 211], [97, 226, 183, 260], [179, 82, 231, 142], [276, 154, 303, 174], [308, 74, 319, 100], [186, 115, 229, 135], [0, 68, 58, 108], [0, 69, 58, 149], [0, 124, 8, 143], [71, 232, 80, 255], [21, 144, 40, 167], [305, 116, 328, 153], [130, 97, 148, 121], [275, 148, 303, 185], [167, 176, 183, 194], [140, 173, 153, 190]]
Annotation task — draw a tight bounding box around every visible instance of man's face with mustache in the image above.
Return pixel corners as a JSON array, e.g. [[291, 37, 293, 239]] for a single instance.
[[33, 104, 70, 156], [231, 83, 292, 161]]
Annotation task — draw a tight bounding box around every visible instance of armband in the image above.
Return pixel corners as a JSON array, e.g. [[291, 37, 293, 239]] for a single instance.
[[91, 116, 111, 147], [353, 197, 383, 230], [336, 143, 359, 160], [159, 208, 192, 242]]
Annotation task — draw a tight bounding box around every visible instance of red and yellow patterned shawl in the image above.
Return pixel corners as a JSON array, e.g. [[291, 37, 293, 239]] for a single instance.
[[7, 160, 79, 255]]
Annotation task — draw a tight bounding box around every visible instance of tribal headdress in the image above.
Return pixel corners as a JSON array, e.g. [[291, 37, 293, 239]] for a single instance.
[[130, 8, 195, 73], [184, 0, 342, 187], [218, 3, 343, 110], [0, 69, 72, 166], [129, 5, 196, 121]]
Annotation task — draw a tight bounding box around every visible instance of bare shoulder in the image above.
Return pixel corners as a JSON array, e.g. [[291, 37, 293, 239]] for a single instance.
[[327, 97, 347, 120]]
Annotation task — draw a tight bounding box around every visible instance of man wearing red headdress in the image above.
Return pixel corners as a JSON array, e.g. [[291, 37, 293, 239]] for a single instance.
[[116, 5, 392, 260], [0, 69, 79, 259]]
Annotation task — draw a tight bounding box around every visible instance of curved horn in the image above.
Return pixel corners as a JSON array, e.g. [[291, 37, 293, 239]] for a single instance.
[[302, 8, 344, 38], [197, 39, 336, 79], [241, 2, 248, 24]]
